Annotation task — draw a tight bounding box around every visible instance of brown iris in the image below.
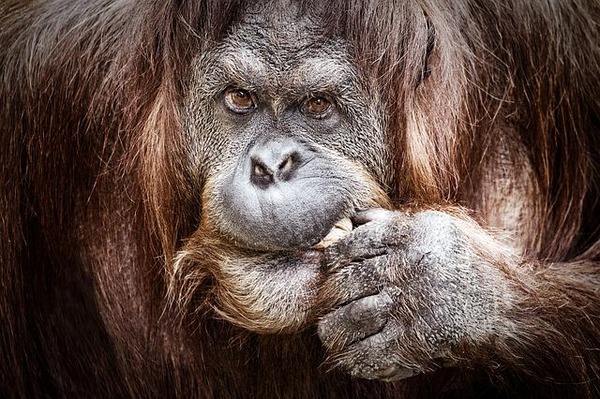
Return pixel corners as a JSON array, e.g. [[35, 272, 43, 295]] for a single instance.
[[301, 96, 332, 118], [224, 88, 256, 114]]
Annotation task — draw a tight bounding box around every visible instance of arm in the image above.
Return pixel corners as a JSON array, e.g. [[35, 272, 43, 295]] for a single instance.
[[317, 208, 600, 385]]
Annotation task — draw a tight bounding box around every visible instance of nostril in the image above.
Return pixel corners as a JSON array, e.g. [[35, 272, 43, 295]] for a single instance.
[[277, 152, 299, 181], [254, 162, 269, 177], [251, 158, 274, 188], [278, 154, 294, 174]]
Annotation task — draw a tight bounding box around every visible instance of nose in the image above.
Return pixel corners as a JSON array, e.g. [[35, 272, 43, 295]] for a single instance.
[[249, 138, 302, 188]]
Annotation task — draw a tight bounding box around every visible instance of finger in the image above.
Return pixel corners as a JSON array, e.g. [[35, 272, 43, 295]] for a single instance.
[[325, 320, 424, 382], [352, 208, 406, 226], [318, 293, 392, 351], [322, 225, 389, 271], [319, 257, 386, 307]]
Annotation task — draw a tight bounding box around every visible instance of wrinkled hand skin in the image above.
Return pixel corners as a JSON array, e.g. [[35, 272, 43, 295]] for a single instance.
[[317, 209, 514, 381]]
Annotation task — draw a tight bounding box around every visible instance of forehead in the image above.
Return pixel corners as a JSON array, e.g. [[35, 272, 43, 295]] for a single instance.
[[229, 2, 330, 61], [207, 4, 355, 94]]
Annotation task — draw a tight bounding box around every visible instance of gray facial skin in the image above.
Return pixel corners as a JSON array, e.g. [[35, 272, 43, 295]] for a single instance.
[[182, 3, 391, 251]]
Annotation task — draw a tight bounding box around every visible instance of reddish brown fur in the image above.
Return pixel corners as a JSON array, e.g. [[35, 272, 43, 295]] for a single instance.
[[1, 0, 599, 398]]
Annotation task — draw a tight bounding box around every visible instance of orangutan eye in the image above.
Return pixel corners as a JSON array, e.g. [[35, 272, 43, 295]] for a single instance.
[[224, 88, 256, 114], [301, 96, 333, 119]]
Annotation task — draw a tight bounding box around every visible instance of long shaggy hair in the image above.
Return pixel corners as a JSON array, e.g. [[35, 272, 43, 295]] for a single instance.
[[1, 0, 599, 397]]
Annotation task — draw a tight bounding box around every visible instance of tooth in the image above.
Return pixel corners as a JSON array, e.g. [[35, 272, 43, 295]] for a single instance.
[[313, 217, 352, 249], [333, 217, 352, 232]]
